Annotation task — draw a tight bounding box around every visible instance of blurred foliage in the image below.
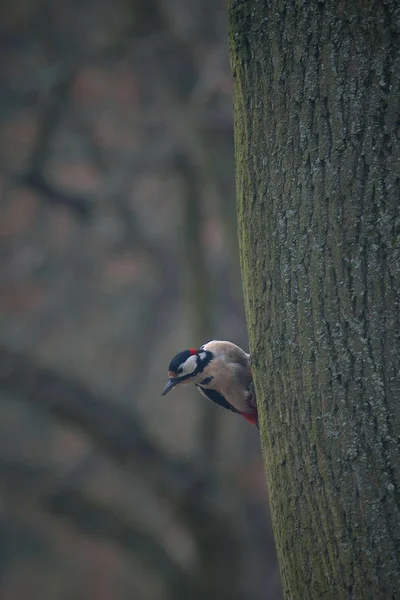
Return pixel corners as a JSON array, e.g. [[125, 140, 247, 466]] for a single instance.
[[0, 0, 281, 598]]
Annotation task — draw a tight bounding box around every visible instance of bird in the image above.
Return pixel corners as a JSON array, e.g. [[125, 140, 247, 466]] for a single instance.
[[161, 340, 258, 427]]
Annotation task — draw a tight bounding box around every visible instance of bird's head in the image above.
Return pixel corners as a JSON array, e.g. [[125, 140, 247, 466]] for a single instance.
[[161, 346, 213, 396]]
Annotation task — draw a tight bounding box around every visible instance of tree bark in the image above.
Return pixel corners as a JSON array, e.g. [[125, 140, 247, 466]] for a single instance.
[[229, 1, 400, 599]]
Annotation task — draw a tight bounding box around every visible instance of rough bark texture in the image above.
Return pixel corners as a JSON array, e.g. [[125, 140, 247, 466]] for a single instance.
[[229, 1, 400, 599]]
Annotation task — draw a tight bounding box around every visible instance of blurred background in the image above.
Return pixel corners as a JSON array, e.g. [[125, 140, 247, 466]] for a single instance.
[[0, 0, 281, 598]]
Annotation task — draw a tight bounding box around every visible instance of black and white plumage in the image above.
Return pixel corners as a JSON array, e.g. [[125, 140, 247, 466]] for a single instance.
[[162, 340, 258, 427]]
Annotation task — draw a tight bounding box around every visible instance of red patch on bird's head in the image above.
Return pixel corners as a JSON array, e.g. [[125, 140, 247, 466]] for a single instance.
[[189, 348, 197, 355]]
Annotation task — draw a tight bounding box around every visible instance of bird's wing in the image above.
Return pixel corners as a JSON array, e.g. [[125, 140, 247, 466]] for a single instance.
[[196, 385, 241, 414]]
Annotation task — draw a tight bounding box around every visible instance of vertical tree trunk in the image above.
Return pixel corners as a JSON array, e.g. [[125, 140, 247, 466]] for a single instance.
[[229, 1, 400, 598]]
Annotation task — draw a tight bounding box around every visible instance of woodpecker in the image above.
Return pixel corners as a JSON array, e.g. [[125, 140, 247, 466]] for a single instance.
[[161, 340, 258, 427]]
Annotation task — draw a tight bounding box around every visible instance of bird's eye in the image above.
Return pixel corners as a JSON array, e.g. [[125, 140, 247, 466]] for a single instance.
[[177, 367, 183, 374]]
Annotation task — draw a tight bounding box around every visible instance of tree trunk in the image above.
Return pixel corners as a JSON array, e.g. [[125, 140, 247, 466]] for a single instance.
[[229, 1, 400, 599]]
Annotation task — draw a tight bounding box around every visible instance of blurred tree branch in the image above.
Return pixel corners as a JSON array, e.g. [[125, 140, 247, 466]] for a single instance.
[[19, 64, 93, 220], [0, 344, 196, 497], [0, 458, 190, 594], [0, 344, 245, 599], [28, 67, 75, 175], [21, 171, 92, 220], [175, 151, 220, 463], [151, 6, 244, 322], [45, 488, 190, 587]]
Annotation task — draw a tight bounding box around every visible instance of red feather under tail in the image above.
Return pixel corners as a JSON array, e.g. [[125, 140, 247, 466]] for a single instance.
[[241, 411, 259, 428]]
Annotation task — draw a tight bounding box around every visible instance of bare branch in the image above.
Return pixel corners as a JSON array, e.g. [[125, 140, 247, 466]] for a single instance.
[[16, 63, 94, 220], [20, 171, 92, 219]]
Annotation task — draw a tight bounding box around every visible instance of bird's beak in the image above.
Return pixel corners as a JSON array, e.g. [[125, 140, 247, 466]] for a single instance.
[[161, 378, 178, 396]]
